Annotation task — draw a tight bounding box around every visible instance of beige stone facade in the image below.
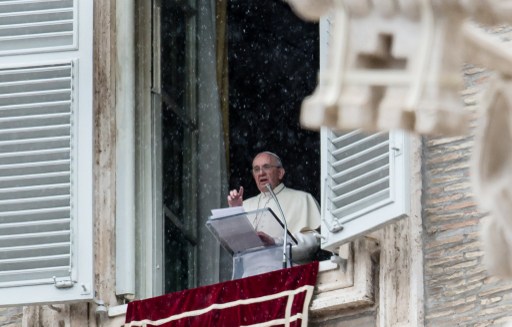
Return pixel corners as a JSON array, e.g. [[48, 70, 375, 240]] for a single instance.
[[422, 60, 512, 326]]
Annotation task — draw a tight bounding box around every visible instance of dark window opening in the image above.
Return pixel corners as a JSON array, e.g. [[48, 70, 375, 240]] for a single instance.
[[156, 0, 319, 294], [227, 0, 320, 201], [160, 0, 198, 294]]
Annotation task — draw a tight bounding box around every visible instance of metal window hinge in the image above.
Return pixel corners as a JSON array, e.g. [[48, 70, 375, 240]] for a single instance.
[[53, 276, 74, 289], [323, 217, 344, 233], [321, 179, 344, 234]]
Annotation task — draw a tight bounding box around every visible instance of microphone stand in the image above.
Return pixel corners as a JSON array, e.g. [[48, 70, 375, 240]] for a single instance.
[[265, 183, 289, 269]]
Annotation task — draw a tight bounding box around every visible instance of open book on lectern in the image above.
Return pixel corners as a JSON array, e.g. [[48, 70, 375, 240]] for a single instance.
[[206, 207, 298, 255]]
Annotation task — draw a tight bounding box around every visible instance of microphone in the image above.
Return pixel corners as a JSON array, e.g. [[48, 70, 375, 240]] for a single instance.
[[265, 183, 289, 269]]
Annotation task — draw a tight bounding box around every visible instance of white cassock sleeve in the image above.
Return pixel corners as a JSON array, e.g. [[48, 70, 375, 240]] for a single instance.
[[243, 184, 321, 234]]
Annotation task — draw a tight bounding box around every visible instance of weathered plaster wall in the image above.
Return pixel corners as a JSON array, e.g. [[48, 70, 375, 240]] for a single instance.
[[310, 261, 379, 327], [92, 0, 118, 311], [423, 48, 512, 325], [0, 307, 21, 327], [311, 306, 377, 327]]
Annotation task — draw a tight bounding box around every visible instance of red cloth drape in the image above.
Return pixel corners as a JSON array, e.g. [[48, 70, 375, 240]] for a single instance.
[[125, 261, 319, 327]]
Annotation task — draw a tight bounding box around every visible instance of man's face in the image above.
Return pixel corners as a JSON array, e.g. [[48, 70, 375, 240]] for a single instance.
[[252, 153, 285, 193]]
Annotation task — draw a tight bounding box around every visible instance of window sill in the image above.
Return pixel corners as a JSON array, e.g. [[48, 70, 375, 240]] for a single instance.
[[108, 304, 128, 318], [310, 238, 377, 316]]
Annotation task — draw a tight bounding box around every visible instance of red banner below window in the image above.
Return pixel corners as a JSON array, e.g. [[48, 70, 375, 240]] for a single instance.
[[125, 261, 319, 327]]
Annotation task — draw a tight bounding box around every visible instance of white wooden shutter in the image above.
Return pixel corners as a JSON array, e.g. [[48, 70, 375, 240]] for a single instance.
[[0, 0, 93, 306], [320, 128, 410, 252]]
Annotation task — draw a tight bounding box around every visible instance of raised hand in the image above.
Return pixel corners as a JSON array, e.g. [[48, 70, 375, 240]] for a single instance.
[[227, 186, 244, 207]]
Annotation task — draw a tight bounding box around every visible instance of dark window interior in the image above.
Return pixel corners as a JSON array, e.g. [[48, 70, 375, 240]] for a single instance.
[[160, 1, 197, 294], [228, 0, 320, 201]]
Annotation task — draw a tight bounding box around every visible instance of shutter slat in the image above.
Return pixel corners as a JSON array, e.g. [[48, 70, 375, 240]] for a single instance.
[[0, 253, 69, 265], [331, 177, 389, 208], [0, 194, 70, 205], [0, 147, 69, 160], [332, 164, 389, 194], [0, 217, 69, 227], [0, 0, 73, 13], [0, 183, 69, 193], [0, 100, 70, 112], [0, 19, 72, 31], [0, 76, 71, 89], [0, 266, 69, 285], [331, 176, 389, 203], [330, 129, 363, 146], [0, 65, 70, 79], [0, 115, 71, 131], [0, 184, 70, 202], [331, 153, 388, 184], [0, 197, 70, 215], [0, 64, 70, 74], [0, 11, 72, 23], [0, 89, 70, 101], [0, 7, 72, 17], [0, 206, 70, 223], [0, 159, 70, 171], [0, 109, 70, 124], [331, 132, 387, 155], [0, 242, 70, 258], [0, 35, 72, 53], [0, 151, 69, 166], [0, 126, 70, 140], [0, 31, 73, 42], [0, 255, 70, 273], [1, 241, 69, 252], [0, 88, 70, 97], [0, 172, 69, 188], [0, 112, 70, 121], [1, 245, 70, 271], [0, 135, 69, 147], [331, 140, 389, 168], [0, 230, 70, 246], [0, 103, 70, 119], [0, 0, 74, 55], [331, 189, 390, 221], [331, 131, 387, 152]]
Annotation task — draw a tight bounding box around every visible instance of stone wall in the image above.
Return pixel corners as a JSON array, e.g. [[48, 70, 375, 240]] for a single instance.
[[423, 60, 512, 326]]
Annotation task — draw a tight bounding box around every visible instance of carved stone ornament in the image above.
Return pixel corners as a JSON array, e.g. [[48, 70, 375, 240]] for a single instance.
[[285, 0, 512, 279]]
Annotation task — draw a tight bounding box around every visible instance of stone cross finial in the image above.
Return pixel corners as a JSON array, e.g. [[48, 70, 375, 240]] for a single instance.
[[288, 0, 477, 135]]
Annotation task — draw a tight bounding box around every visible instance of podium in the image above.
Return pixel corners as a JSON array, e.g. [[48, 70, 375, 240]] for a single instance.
[[206, 207, 297, 279]]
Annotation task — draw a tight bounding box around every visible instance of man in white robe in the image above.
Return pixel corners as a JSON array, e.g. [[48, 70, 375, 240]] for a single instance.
[[227, 151, 321, 277], [242, 184, 320, 234], [227, 151, 321, 233]]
